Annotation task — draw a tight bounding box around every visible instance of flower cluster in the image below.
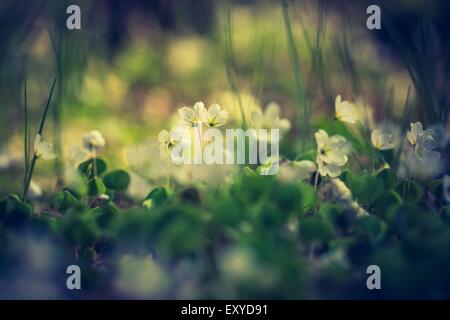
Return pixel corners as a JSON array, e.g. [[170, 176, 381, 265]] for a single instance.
[[333, 94, 443, 179], [177, 102, 228, 129], [159, 102, 228, 158]]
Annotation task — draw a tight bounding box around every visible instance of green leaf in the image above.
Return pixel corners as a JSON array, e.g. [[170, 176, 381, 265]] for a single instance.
[[429, 179, 445, 205], [377, 169, 398, 190], [103, 170, 130, 191], [241, 166, 257, 177], [78, 158, 107, 178], [50, 190, 81, 212], [299, 215, 334, 243], [294, 149, 316, 162], [87, 177, 107, 196], [298, 182, 316, 211], [91, 204, 119, 229], [347, 174, 383, 204], [273, 182, 302, 212], [54, 208, 100, 246], [371, 191, 402, 217], [356, 215, 386, 244], [395, 180, 423, 201], [0, 194, 32, 228], [143, 187, 170, 208]]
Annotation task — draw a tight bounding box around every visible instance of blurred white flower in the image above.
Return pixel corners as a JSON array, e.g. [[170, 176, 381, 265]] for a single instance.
[[371, 128, 396, 150], [402, 149, 442, 180], [279, 160, 316, 182], [335, 95, 359, 124], [293, 160, 317, 180], [98, 194, 110, 201], [354, 98, 375, 129], [29, 180, 43, 199], [219, 247, 275, 290], [403, 122, 441, 179], [407, 122, 437, 151], [322, 178, 368, 216], [258, 155, 280, 176], [444, 175, 450, 203], [34, 134, 56, 160], [251, 102, 291, 134], [429, 124, 450, 148], [125, 142, 169, 189], [178, 102, 205, 128], [68, 145, 89, 165], [315, 129, 350, 178], [82, 130, 105, 152], [200, 103, 228, 128], [115, 255, 170, 298], [0, 152, 21, 170]]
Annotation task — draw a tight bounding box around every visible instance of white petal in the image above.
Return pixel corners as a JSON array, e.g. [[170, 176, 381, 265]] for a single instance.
[[158, 130, 170, 143], [251, 111, 263, 127], [34, 134, 41, 152], [178, 107, 194, 121], [315, 129, 329, 149], [265, 102, 281, 119], [326, 163, 341, 178]]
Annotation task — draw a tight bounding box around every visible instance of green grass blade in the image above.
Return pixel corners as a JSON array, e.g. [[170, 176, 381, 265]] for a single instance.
[[37, 75, 58, 135], [281, 0, 309, 151]]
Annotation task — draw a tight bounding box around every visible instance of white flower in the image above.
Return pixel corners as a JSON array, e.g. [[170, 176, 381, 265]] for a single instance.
[[371, 128, 396, 150], [315, 129, 350, 178], [403, 122, 441, 179], [82, 130, 106, 152], [251, 102, 291, 134], [444, 175, 450, 203], [158, 127, 189, 160], [178, 102, 205, 128], [407, 122, 437, 151], [335, 95, 359, 124], [34, 134, 56, 160], [200, 103, 228, 127]]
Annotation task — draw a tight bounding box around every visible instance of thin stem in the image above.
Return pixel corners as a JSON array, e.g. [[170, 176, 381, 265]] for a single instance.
[[23, 79, 29, 190], [22, 155, 37, 202], [165, 167, 170, 190], [402, 173, 408, 198], [37, 76, 58, 135], [92, 152, 98, 178], [313, 170, 320, 215], [313, 170, 320, 191]]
